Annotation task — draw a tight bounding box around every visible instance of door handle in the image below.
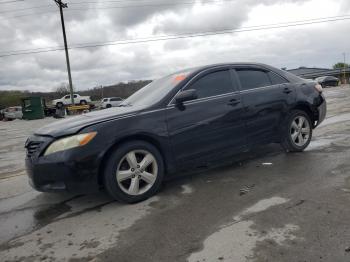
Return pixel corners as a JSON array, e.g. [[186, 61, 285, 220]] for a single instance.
[[283, 87, 292, 94], [227, 99, 241, 106]]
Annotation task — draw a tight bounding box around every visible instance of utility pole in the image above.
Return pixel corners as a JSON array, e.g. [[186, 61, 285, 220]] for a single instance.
[[343, 52, 347, 85], [54, 0, 74, 105]]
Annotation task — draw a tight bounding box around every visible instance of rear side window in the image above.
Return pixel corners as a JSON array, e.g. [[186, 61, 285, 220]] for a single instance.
[[236, 69, 271, 91], [111, 98, 122, 102], [187, 70, 233, 99], [268, 72, 288, 85]]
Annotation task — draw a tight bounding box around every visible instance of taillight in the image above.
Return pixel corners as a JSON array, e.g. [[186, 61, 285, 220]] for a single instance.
[[314, 83, 323, 93]]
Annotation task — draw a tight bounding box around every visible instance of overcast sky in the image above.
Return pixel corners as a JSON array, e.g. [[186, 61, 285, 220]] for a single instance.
[[0, 0, 349, 92]]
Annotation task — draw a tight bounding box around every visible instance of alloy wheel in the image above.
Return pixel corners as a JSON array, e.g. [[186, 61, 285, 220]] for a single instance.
[[290, 116, 310, 147], [116, 150, 158, 196]]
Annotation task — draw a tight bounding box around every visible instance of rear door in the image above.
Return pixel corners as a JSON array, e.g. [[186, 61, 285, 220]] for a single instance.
[[233, 66, 295, 145], [110, 97, 123, 106], [166, 67, 246, 169], [73, 94, 79, 104]]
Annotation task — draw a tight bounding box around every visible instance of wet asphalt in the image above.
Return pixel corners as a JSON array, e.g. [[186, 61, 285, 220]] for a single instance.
[[1, 86, 350, 262]]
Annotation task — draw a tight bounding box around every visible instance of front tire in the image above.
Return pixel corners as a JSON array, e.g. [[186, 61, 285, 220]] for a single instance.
[[103, 140, 164, 203], [281, 110, 312, 152]]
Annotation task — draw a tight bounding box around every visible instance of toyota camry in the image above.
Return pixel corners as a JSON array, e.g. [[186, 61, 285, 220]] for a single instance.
[[25, 63, 326, 203]]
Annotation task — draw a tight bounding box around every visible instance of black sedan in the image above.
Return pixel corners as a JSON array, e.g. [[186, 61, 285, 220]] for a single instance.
[[315, 76, 339, 88], [25, 63, 327, 203]]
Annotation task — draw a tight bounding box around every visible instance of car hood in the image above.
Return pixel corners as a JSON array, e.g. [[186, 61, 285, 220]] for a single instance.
[[35, 105, 146, 137]]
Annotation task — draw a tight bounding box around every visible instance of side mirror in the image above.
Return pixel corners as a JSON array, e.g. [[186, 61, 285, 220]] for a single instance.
[[174, 89, 198, 104]]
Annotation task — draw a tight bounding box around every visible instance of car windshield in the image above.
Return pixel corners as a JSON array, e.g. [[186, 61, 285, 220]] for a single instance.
[[119, 69, 194, 107]]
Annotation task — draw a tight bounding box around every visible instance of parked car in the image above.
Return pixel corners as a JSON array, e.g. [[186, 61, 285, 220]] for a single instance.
[[25, 63, 326, 203], [315, 76, 339, 88], [4, 106, 23, 120], [100, 97, 124, 109], [52, 94, 91, 108]]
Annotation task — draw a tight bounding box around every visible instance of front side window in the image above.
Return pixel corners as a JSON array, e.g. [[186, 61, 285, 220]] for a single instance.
[[236, 69, 272, 91], [186, 70, 233, 99], [64, 95, 70, 99]]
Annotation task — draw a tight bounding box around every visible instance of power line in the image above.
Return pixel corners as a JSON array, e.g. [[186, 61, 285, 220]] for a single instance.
[[0, 0, 233, 15], [0, 4, 55, 14], [1, 14, 350, 56], [68, 0, 148, 4], [69, 0, 237, 11], [0, 0, 158, 14], [1, 15, 350, 58], [0, 0, 24, 4], [0, 0, 236, 18]]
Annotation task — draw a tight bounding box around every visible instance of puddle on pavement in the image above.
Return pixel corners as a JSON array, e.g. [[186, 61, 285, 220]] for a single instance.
[[319, 112, 350, 127], [0, 195, 82, 246], [187, 197, 298, 262], [33, 197, 75, 227], [181, 184, 194, 195], [234, 197, 289, 221], [345, 177, 350, 189], [306, 134, 350, 151], [0, 196, 159, 261]]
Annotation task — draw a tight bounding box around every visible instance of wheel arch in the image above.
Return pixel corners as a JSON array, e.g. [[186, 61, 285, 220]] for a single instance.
[[291, 103, 317, 128], [97, 134, 169, 187]]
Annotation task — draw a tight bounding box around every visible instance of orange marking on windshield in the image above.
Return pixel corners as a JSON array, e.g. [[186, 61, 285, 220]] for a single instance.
[[174, 74, 187, 82]]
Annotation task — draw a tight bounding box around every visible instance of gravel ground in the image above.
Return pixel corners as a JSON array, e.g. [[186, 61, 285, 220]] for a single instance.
[[1, 86, 350, 262]]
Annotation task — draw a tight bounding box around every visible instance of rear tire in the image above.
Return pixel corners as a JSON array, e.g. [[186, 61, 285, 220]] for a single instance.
[[281, 110, 312, 152], [103, 140, 164, 203], [80, 100, 87, 105]]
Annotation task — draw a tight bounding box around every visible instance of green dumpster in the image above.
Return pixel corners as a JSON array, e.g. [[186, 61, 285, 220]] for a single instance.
[[21, 97, 45, 120]]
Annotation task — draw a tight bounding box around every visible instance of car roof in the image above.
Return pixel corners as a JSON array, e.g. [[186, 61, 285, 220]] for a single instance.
[[194, 62, 273, 70], [185, 62, 304, 83]]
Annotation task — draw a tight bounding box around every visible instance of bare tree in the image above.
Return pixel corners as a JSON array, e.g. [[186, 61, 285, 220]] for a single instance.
[[54, 83, 70, 96]]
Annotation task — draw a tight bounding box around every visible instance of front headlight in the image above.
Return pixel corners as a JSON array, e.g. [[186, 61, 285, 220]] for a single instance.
[[44, 132, 97, 156]]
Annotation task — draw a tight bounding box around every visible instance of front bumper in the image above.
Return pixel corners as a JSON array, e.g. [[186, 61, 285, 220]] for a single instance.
[[25, 135, 101, 193]]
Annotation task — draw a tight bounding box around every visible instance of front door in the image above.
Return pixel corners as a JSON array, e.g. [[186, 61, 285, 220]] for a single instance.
[[166, 68, 246, 170]]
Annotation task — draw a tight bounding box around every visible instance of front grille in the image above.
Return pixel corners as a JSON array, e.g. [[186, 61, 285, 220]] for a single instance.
[[26, 141, 43, 157]]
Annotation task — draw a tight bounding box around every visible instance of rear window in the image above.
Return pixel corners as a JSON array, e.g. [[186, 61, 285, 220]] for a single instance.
[[236, 69, 272, 90], [268, 72, 288, 85], [111, 98, 122, 102]]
